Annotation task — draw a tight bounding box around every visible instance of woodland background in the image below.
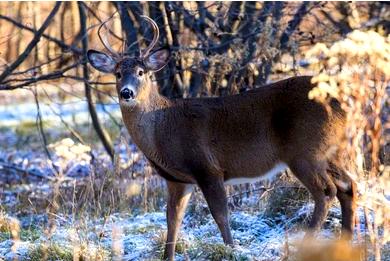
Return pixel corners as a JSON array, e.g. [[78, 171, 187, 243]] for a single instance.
[[0, 2, 389, 260]]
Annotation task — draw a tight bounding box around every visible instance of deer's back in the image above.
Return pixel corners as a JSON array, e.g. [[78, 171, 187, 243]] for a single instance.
[[137, 76, 346, 183]]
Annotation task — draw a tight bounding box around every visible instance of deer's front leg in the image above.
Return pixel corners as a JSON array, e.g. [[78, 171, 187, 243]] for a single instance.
[[163, 181, 193, 261], [197, 175, 234, 245]]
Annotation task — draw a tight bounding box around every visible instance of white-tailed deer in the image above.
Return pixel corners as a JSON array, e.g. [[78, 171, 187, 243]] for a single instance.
[[88, 16, 356, 261]]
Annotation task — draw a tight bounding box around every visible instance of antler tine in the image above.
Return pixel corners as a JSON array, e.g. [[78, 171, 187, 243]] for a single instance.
[[98, 20, 119, 59], [140, 15, 159, 59]]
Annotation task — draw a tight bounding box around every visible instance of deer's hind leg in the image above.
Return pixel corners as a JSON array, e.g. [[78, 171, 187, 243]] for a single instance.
[[327, 161, 357, 239], [288, 158, 337, 233], [196, 172, 234, 246]]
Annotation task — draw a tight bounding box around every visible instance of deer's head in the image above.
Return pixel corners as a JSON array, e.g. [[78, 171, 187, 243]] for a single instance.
[[87, 16, 169, 107]]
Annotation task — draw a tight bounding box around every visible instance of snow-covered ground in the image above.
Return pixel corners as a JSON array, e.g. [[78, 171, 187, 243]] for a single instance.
[[1, 204, 346, 261], [1, 107, 388, 260], [0, 133, 350, 260]]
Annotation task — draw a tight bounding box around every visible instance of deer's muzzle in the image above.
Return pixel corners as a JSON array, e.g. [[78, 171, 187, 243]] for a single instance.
[[120, 87, 135, 101]]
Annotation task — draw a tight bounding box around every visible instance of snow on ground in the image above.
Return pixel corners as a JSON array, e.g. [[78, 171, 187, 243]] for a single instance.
[[1, 111, 387, 260], [0, 134, 365, 260], [0, 204, 346, 261]]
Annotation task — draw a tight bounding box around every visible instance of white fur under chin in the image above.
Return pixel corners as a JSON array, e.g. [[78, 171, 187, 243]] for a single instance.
[[120, 99, 137, 109], [224, 162, 288, 186]]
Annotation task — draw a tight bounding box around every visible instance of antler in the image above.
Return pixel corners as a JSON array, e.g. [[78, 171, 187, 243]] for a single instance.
[[98, 20, 120, 59], [140, 15, 159, 59]]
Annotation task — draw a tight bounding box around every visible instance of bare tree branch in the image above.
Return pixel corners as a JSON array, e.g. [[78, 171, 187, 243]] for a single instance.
[[78, 2, 114, 161], [320, 9, 352, 35], [214, 2, 243, 54], [115, 1, 139, 55], [0, 14, 82, 55], [0, 62, 79, 90], [280, 2, 310, 50], [0, 2, 62, 83], [172, 2, 210, 45]]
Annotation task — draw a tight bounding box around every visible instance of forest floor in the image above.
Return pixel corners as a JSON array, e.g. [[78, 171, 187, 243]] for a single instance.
[[0, 206, 345, 261], [0, 115, 388, 261]]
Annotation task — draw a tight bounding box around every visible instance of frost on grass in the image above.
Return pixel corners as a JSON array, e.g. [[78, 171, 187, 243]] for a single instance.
[[0, 133, 147, 184], [1, 123, 388, 260], [0, 204, 348, 261], [0, 132, 367, 260]]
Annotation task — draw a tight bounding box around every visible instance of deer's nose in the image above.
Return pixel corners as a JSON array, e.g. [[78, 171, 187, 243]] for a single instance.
[[120, 88, 134, 100]]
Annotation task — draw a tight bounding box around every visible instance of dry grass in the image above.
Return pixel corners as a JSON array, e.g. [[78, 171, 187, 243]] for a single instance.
[[293, 238, 364, 261], [306, 29, 390, 261]]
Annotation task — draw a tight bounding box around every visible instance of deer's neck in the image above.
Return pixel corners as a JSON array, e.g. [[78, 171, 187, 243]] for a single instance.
[[120, 82, 171, 155], [138, 82, 170, 112]]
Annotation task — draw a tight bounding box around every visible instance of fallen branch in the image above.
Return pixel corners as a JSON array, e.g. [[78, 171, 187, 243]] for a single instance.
[[0, 162, 53, 181]]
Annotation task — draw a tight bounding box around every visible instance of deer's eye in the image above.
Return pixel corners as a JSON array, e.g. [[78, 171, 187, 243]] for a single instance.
[[138, 69, 144, 77], [115, 72, 122, 79]]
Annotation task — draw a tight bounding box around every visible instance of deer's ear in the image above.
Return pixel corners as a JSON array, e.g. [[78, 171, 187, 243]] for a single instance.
[[87, 50, 116, 73], [144, 48, 170, 72]]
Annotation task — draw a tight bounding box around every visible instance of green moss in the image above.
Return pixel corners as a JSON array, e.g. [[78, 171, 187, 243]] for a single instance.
[[28, 242, 112, 261], [0, 228, 42, 242], [15, 120, 49, 136], [28, 243, 73, 261], [152, 231, 191, 260], [176, 239, 191, 255], [152, 233, 249, 260], [190, 242, 249, 261], [0, 231, 11, 241], [20, 227, 41, 241], [133, 224, 158, 234]]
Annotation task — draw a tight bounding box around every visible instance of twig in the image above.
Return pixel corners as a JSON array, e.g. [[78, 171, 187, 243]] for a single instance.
[[33, 88, 53, 162], [98, 97, 122, 129], [0, 62, 80, 90], [81, 2, 123, 41], [42, 94, 87, 145], [10, 55, 64, 76]]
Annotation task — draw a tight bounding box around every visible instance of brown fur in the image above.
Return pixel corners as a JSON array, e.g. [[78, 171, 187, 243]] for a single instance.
[[88, 50, 356, 261], [119, 75, 356, 260], [122, 76, 344, 182]]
